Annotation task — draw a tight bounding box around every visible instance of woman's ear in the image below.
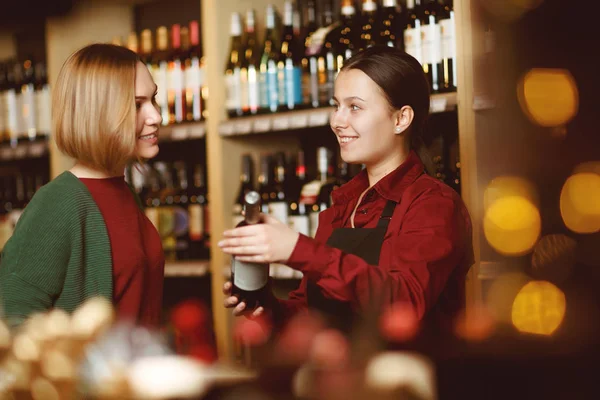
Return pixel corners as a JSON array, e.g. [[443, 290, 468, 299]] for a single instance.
[[393, 105, 415, 135]]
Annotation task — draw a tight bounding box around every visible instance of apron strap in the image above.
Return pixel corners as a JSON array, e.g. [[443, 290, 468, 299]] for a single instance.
[[376, 200, 398, 229]]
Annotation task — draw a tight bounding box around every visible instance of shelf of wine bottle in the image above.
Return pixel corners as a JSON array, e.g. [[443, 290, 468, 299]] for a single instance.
[[218, 92, 457, 137], [158, 121, 206, 142], [164, 259, 210, 277], [0, 138, 49, 161]]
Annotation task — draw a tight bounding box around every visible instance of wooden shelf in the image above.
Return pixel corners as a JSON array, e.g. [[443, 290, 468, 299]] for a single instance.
[[218, 92, 458, 137], [0, 140, 49, 161], [164, 259, 210, 277], [158, 121, 206, 142]]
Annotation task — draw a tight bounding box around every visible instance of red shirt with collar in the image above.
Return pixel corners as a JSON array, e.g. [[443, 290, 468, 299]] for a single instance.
[[273, 151, 473, 330]]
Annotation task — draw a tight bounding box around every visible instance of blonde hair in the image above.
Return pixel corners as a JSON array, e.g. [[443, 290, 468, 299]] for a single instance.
[[53, 44, 140, 174]]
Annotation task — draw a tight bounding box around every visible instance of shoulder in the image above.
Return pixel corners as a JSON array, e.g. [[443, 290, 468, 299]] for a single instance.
[[403, 174, 463, 208], [16, 171, 98, 225]]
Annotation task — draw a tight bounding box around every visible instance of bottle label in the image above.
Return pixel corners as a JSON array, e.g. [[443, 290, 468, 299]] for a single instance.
[[306, 24, 339, 56], [247, 65, 259, 113], [267, 60, 279, 112], [20, 86, 36, 138], [282, 60, 302, 109], [440, 18, 456, 59], [232, 258, 269, 291], [0, 94, 5, 133], [34, 86, 52, 135], [168, 60, 184, 92], [225, 67, 242, 112], [300, 180, 321, 205], [189, 204, 204, 240], [421, 21, 441, 65], [404, 23, 422, 64], [288, 214, 310, 236], [240, 67, 250, 111], [259, 70, 269, 108], [4, 90, 19, 139], [185, 57, 201, 89], [268, 201, 288, 224], [309, 57, 319, 107]]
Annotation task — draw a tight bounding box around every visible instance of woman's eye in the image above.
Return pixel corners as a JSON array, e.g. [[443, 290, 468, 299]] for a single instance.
[[135, 102, 142, 110], [351, 104, 360, 111]]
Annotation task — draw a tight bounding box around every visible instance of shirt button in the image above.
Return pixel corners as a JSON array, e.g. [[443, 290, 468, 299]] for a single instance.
[[360, 209, 368, 214]]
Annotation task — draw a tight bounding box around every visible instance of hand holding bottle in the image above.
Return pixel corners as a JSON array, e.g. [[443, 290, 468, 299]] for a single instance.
[[222, 281, 266, 318], [219, 213, 300, 264]]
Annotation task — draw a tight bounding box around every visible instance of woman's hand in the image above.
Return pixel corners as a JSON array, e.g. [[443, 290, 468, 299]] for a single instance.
[[218, 214, 300, 264], [222, 281, 265, 318]]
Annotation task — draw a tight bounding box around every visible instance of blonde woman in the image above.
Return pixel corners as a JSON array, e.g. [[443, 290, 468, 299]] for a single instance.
[[0, 44, 164, 327]]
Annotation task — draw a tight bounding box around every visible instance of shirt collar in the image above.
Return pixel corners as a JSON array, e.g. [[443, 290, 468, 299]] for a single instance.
[[332, 150, 425, 204]]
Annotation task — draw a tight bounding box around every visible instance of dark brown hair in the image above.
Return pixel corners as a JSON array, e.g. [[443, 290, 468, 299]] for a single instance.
[[340, 46, 433, 174]]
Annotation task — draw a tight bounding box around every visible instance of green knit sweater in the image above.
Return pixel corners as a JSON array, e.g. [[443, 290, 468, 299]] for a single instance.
[[0, 171, 116, 327]]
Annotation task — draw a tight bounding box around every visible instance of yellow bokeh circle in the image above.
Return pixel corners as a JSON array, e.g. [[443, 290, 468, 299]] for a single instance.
[[560, 173, 600, 234], [484, 196, 541, 256], [484, 176, 539, 212], [518, 68, 579, 127], [479, 0, 544, 22], [511, 281, 566, 336]]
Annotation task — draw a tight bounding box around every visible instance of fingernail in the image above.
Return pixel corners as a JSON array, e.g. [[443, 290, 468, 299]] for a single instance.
[[218, 241, 224, 247]]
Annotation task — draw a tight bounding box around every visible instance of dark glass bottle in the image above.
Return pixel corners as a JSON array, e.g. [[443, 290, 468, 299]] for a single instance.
[[231, 191, 270, 311]]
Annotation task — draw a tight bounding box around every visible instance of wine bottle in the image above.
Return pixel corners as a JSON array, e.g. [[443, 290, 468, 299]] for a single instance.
[[126, 32, 139, 53], [278, 0, 303, 111], [168, 24, 186, 124], [189, 164, 209, 259], [173, 162, 190, 261], [336, 0, 360, 69], [231, 191, 270, 311], [241, 10, 260, 115], [422, 0, 442, 92], [20, 57, 37, 141], [257, 154, 273, 215], [269, 152, 289, 224], [233, 154, 255, 227], [154, 26, 170, 126], [224, 12, 244, 118], [33, 61, 52, 137], [359, 0, 379, 50], [2, 62, 18, 146], [259, 5, 281, 113], [438, 0, 457, 92], [404, 0, 423, 65], [300, 147, 334, 238], [184, 21, 204, 122], [378, 0, 403, 49], [300, 0, 318, 107], [0, 63, 7, 139]]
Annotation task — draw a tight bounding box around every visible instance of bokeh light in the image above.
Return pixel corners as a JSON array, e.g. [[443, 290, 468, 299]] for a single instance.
[[484, 196, 541, 256], [364, 352, 436, 399], [560, 173, 600, 234], [486, 272, 531, 324], [517, 68, 579, 128], [511, 281, 566, 336], [379, 302, 419, 343], [573, 161, 600, 176], [479, 0, 544, 22], [531, 234, 577, 283], [454, 305, 496, 342], [484, 176, 539, 211]]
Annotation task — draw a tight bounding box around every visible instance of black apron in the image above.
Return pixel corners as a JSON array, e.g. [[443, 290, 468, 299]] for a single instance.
[[306, 199, 397, 332]]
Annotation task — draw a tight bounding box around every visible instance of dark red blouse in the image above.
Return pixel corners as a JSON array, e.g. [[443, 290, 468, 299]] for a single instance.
[[275, 151, 474, 330], [80, 176, 164, 326]]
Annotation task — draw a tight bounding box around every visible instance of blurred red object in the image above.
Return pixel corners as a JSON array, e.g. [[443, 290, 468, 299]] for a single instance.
[[379, 302, 420, 342], [275, 312, 326, 364], [170, 299, 217, 363], [233, 315, 272, 347], [310, 329, 350, 369]]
